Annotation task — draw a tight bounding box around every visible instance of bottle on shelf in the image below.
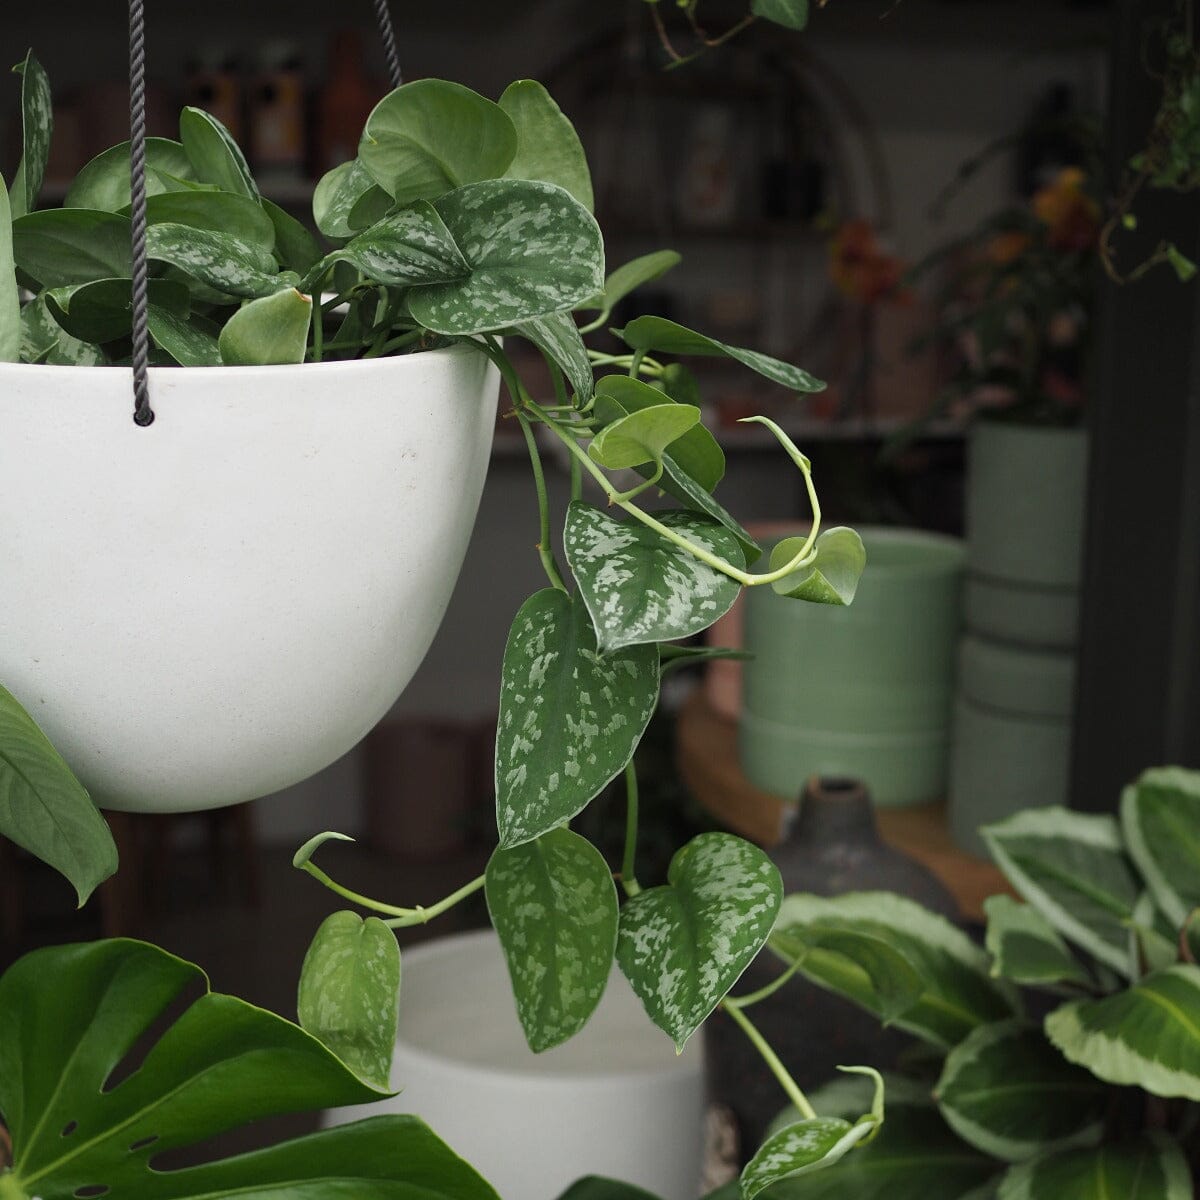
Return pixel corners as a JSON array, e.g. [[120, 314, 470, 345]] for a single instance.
[[315, 30, 380, 175], [186, 46, 243, 143], [251, 42, 307, 184]]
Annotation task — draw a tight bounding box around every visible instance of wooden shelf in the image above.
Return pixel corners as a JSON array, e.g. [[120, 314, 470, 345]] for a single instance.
[[675, 688, 1012, 922]]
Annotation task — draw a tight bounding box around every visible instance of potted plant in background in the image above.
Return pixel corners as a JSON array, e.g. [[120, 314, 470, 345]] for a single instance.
[[0, 30, 884, 1200]]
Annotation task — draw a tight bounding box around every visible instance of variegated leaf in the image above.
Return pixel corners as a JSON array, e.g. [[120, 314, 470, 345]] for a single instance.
[[0, 172, 19, 361], [935, 1020, 1106, 1161], [179, 105, 260, 199], [297, 910, 400, 1090], [1120, 766, 1200, 927], [997, 1136, 1193, 1200], [1044, 965, 1200, 1101], [19, 295, 104, 365], [741, 1118, 876, 1199], [44, 277, 190, 344], [145, 190, 276, 252], [771, 893, 1017, 1049], [982, 808, 1141, 977], [983, 895, 1093, 991], [500, 80, 593, 212], [617, 833, 783, 1050], [10, 51, 52, 219], [146, 222, 283, 299], [563, 503, 743, 653], [514, 308, 594, 403], [408, 179, 604, 335], [485, 827, 618, 1052], [578, 250, 681, 322], [495, 590, 658, 848], [313, 158, 387, 239]]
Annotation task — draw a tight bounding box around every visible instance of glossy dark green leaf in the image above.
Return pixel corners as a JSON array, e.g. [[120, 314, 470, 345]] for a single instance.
[[996, 1136, 1192, 1200], [514, 308, 594, 403], [618, 316, 825, 393], [319, 202, 470, 289], [770, 527, 866, 604], [219, 289, 312, 365], [11, 208, 131, 287], [1120, 766, 1200, 927], [982, 808, 1141, 977], [564, 503, 744, 653], [64, 138, 195, 211], [0, 939, 500, 1200], [145, 190, 275, 252], [44, 277, 189, 344], [0, 174, 18, 361], [771, 892, 1017, 1049], [485, 827, 618, 1052], [179, 105, 260, 199], [262, 198, 323, 273], [407, 179, 604, 335], [148, 306, 221, 366], [617, 833, 783, 1050], [751, 0, 810, 30], [313, 158, 385, 239], [0, 683, 116, 906], [360, 79, 517, 205], [9, 52, 52, 219], [146, 222, 283, 299], [500, 80, 593, 212], [983, 895, 1092, 991], [495, 589, 658, 848], [935, 1020, 1106, 1161], [556, 1180, 662, 1200], [298, 910, 401, 1090], [1044, 965, 1200, 1101], [579, 250, 681, 321]]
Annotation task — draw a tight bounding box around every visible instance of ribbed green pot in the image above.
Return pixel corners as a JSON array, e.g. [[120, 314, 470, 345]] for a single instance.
[[739, 527, 964, 807]]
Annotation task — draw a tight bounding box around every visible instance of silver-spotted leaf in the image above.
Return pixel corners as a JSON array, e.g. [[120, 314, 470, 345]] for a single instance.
[[297, 910, 401, 1090], [588, 403, 701, 471], [320, 202, 470, 288], [219, 289, 312, 366], [982, 808, 1140, 977], [1044, 964, 1200, 1101], [10, 52, 52, 219], [485, 827, 618, 1052], [996, 1136, 1193, 1200], [146, 222, 283, 299], [408, 179, 604, 335], [495, 590, 658, 848], [313, 158, 388, 239], [11, 208, 131, 287], [179, 105, 260, 199], [617, 833, 783, 1050], [983, 895, 1092, 991], [564, 503, 744, 653], [19, 295, 104, 365], [770, 527, 866, 604], [500, 80, 593, 211], [618, 316, 825, 393], [578, 250, 681, 321], [935, 1020, 1106, 1161], [742, 1118, 876, 1199], [514, 309, 594, 403], [145, 190, 275, 252], [1120, 767, 1200, 927], [360, 79, 517, 205]]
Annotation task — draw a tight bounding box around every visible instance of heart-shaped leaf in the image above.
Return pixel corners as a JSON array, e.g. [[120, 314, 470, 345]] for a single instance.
[[360, 80, 517, 205], [742, 1117, 877, 1199], [495, 590, 658, 848], [145, 189, 275, 252], [751, 0, 810, 31], [0, 173, 19, 362], [983, 895, 1093, 991], [44, 277, 190, 344], [408, 179, 604, 335], [0, 939, 500, 1200], [500, 80, 593, 211], [1120, 767, 1200, 927], [316, 202, 470, 289], [179, 105, 260, 199], [0, 683, 117, 906], [485, 827, 618, 1052], [935, 1020, 1106, 1162], [298, 910, 401, 1090], [146, 222, 284, 299], [313, 158, 389, 239], [148, 306, 221, 366], [262, 198, 323, 273], [11, 208, 131, 287], [617, 833, 783, 1050], [618, 316, 825, 393], [9, 52, 52, 220], [770, 527, 866, 604], [578, 250, 681, 323], [996, 1135, 1193, 1200], [514, 308, 594, 403], [1044, 964, 1200, 1101], [219, 288, 312, 365], [982, 808, 1141, 977], [564, 503, 744, 653], [64, 138, 195, 211], [588, 403, 702, 471]]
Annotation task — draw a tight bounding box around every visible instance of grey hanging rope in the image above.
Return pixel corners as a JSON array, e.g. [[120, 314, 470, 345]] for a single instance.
[[373, 0, 404, 90], [128, 0, 153, 426]]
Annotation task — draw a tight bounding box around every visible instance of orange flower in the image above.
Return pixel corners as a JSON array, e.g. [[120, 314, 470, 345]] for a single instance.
[[829, 219, 909, 304], [1032, 167, 1100, 251]]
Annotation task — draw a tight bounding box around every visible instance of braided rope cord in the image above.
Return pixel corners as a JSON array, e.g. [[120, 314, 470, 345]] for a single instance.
[[129, 0, 153, 426], [373, 0, 404, 90]]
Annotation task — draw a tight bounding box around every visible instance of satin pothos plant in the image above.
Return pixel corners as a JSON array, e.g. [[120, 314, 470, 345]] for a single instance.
[[0, 52, 874, 1200]]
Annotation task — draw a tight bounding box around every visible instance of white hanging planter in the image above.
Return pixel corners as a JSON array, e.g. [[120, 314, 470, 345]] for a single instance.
[[0, 344, 499, 813]]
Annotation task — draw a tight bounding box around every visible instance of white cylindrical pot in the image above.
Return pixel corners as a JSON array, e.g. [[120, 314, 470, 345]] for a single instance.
[[325, 929, 706, 1200], [0, 347, 499, 812]]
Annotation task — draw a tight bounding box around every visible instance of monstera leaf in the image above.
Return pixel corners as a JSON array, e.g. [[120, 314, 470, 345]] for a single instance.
[[0, 939, 499, 1200]]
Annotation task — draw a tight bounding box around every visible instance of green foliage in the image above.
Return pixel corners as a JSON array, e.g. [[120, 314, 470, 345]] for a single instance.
[[769, 527, 866, 604], [218, 288, 313, 365], [0, 174, 19, 361]]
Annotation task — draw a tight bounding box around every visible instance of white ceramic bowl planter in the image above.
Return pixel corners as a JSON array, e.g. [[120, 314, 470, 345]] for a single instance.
[[0, 346, 499, 812]]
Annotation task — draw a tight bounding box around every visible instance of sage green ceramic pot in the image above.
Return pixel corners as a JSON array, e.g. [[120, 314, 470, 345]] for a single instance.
[[739, 527, 964, 807]]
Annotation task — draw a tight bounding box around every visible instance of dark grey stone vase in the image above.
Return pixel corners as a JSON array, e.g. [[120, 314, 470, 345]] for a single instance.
[[703, 776, 959, 1162]]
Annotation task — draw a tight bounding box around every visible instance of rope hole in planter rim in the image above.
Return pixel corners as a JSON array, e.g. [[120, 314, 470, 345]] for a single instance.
[[125, 0, 404, 427]]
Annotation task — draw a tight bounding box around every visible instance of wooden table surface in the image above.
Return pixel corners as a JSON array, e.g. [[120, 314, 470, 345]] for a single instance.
[[675, 688, 1012, 923]]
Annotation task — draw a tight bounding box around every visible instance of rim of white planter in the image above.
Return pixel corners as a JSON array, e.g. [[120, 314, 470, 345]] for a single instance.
[[0, 344, 500, 813]]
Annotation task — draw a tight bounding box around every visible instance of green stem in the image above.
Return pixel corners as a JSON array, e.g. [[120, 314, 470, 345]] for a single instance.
[[621, 760, 642, 898], [382, 874, 487, 928], [722, 999, 816, 1120], [517, 410, 568, 592], [725, 956, 804, 1009], [299, 859, 486, 926], [629, 349, 646, 379], [298, 861, 424, 918], [610, 460, 664, 504]]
